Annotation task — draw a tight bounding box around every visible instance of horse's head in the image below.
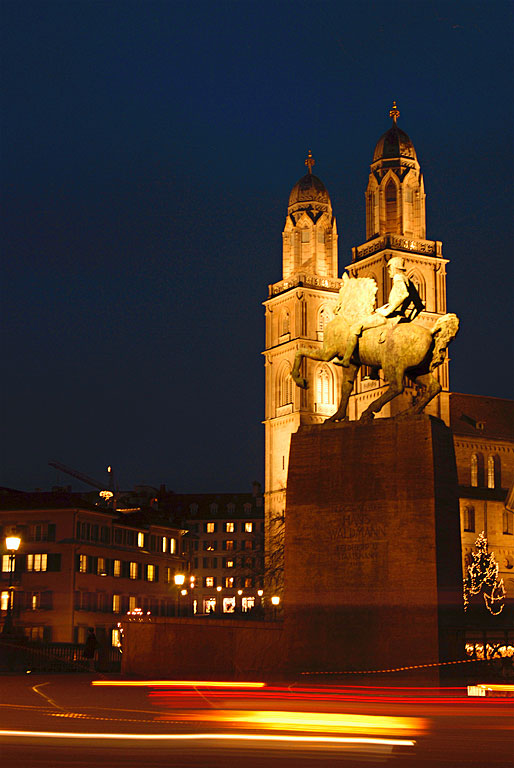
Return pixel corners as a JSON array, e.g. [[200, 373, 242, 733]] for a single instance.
[[335, 275, 377, 324]]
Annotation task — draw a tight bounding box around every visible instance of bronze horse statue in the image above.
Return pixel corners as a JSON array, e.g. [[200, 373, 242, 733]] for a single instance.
[[291, 275, 459, 422]]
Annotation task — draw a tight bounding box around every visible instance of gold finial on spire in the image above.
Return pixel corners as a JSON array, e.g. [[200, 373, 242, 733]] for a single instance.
[[389, 101, 400, 123], [305, 149, 315, 174]]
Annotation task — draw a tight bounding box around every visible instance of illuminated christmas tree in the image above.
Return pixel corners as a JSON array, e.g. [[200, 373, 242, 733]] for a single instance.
[[463, 531, 505, 615]]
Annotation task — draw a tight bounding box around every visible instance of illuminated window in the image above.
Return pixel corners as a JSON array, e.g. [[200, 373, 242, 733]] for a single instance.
[[1, 591, 9, 611], [244, 577, 253, 588], [223, 596, 236, 612], [203, 541, 217, 551], [225, 522, 235, 533], [242, 597, 255, 612], [113, 559, 121, 578], [112, 628, 122, 648], [112, 594, 120, 613], [204, 598, 216, 613], [316, 366, 333, 405], [170, 538, 177, 554], [224, 540, 234, 551], [129, 562, 137, 579], [277, 364, 293, 407], [487, 455, 500, 489], [79, 554, 87, 573], [205, 577, 214, 587], [206, 522, 216, 533], [224, 577, 234, 588], [318, 307, 331, 334], [471, 453, 479, 486], [463, 506, 475, 532], [147, 564, 155, 582], [27, 554, 48, 572], [161, 537, 167, 552], [225, 560, 234, 568], [137, 532, 145, 548], [503, 512, 514, 536], [245, 522, 253, 533], [2, 555, 10, 572], [385, 179, 397, 224], [97, 557, 106, 576], [128, 596, 136, 612], [31, 593, 40, 610]]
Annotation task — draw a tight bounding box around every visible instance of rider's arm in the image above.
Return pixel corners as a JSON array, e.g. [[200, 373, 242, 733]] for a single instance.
[[380, 275, 409, 316]]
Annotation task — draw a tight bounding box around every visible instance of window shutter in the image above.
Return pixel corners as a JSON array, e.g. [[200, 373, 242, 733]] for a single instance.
[[41, 591, 53, 609], [155, 565, 159, 582], [122, 561, 129, 578], [47, 524, 56, 541], [47, 553, 61, 572], [138, 563, 143, 580]]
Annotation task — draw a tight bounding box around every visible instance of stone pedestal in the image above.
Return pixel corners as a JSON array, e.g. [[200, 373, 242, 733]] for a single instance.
[[283, 415, 463, 677]]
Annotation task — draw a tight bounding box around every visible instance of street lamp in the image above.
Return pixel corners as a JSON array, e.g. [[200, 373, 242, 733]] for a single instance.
[[174, 573, 185, 616], [271, 594, 280, 620], [3, 534, 21, 635]]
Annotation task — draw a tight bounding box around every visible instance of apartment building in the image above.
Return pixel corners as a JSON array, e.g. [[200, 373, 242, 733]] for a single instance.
[[160, 486, 265, 615], [0, 490, 188, 646]]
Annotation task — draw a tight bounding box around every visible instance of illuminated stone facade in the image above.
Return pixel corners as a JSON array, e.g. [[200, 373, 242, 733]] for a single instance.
[[264, 110, 514, 607], [347, 107, 449, 422], [263, 155, 342, 589]]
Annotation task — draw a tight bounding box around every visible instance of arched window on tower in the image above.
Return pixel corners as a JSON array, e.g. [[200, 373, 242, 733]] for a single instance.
[[408, 271, 426, 303], [276, 364, 293, 410], [315, 365, 334, 412], [385, 179, 398, 232], [317, 306, 332, 339]]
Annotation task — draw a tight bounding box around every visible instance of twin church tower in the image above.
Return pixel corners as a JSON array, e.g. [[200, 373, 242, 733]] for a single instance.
[[263, 104, 450, 551]]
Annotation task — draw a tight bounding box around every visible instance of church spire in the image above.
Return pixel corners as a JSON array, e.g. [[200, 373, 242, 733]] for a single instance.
[[389, 101, 400, 124], [305, 149, 315, 174]]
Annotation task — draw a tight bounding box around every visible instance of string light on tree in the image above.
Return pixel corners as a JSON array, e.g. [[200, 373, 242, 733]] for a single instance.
[[463, 531, 506, 615]]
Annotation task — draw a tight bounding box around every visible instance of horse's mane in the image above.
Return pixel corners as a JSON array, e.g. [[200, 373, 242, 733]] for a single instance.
[[334, 275, 377, 325]]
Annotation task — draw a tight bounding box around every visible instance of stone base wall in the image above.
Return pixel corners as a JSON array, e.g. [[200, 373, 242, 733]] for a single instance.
[[282, 415, 463, 678], [121, 618, 285, 680]]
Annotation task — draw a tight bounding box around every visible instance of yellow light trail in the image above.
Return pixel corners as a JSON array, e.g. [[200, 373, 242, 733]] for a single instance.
[[162, 710, 427, 736], [91, 680, 266, 688], [0, 730, 416, 747]]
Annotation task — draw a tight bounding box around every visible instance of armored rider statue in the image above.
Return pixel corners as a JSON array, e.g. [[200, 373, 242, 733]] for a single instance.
[[341, 256, 425, 368]]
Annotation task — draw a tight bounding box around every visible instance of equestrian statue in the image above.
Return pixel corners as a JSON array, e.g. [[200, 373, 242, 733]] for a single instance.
[[291, 256, 459, 422]]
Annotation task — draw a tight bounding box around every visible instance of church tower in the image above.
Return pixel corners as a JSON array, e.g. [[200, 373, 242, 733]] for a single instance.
[[346, 103, 450, 422], [263, 152, 341, 587]]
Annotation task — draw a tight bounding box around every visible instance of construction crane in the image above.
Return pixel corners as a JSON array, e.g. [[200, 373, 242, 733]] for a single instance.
[[48, 460, 116, 493]]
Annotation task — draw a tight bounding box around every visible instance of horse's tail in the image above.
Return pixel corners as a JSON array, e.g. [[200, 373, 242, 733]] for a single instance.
[[429, 313, 459, 371]]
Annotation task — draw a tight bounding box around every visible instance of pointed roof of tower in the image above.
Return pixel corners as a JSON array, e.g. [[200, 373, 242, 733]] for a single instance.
[[372, 102, 417, 162], [288, 150, 331, 207]]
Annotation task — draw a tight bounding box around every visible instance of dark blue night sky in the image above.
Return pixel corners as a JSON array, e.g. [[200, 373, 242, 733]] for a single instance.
[[1, 1, 513, 493]]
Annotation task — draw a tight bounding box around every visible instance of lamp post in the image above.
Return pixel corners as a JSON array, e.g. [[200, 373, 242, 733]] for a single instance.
[[271, 594, 280, 621], [174, 573, 185, 616], [3, 534, 21, 635]]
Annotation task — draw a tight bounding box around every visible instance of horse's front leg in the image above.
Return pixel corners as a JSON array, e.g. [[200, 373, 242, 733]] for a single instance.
[[291, 349, 308, 389], [292, 345, 339, 390], [325, 363, 358, 422]]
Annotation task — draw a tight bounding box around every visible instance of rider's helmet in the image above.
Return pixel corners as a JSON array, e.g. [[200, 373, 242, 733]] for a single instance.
[[387, 256, 406, 272]]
